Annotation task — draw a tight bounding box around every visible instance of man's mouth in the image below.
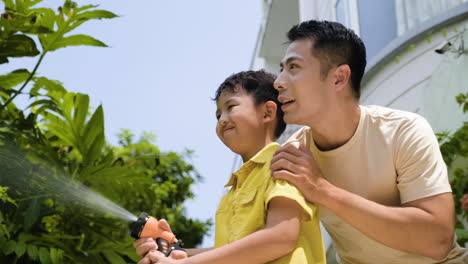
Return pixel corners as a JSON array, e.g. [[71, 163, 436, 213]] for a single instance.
[[279, 97, 296, 111], [281, 99, 295, 106]]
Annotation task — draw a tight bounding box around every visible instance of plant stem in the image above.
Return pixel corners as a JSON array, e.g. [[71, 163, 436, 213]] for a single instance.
[[0, 51, 47, 111]]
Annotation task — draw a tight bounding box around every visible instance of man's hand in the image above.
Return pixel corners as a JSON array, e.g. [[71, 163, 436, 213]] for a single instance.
[[270, 143, 330, 204], [133, 219, 188, 260]]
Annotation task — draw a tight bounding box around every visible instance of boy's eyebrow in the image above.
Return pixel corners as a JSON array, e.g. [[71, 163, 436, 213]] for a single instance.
[[279, 56, 304, 68]]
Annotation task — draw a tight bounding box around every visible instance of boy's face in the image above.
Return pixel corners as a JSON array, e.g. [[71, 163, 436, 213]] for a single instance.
[[274, 38, 334, 127], [215, 89, 265, 158]]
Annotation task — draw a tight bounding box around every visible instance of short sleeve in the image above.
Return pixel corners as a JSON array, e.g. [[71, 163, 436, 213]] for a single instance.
[[395, 116, 452, 203], [264, 179, 317, 221]]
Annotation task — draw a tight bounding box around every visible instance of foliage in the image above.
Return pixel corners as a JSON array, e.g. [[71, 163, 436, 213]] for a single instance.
[[437, 93, 468, 246], [0, 1, 210, 263]]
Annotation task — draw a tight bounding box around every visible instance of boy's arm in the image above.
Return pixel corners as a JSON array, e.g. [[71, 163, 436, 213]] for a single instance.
[[185, 248, 213, 256], [143, 196, 303, 264]]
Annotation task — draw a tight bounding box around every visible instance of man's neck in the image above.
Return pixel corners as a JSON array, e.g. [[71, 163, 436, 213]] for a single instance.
[[307, 102, 361, 151]]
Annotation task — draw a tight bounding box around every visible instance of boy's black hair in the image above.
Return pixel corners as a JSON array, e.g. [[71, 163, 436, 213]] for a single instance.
[[214, 70, 286, 139], [287, 20, 366, 99]]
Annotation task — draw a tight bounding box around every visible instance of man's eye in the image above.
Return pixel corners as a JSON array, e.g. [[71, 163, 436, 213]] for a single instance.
[[228, 105, 235, 110], [290, 64, 298, 69]]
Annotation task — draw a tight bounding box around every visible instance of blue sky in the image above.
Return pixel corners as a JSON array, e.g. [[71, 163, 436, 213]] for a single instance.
[[2, 0, 262, 247]]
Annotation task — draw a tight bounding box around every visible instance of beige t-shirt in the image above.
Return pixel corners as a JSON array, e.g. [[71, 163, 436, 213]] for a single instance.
[[286, 105, 467, 264]]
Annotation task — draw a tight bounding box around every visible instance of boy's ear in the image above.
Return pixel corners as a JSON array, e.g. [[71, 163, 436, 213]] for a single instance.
[[262, 101, 277, 122]]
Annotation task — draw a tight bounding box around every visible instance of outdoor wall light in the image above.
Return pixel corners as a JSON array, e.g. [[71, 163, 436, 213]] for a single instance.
[[435, 41, 453, 54]]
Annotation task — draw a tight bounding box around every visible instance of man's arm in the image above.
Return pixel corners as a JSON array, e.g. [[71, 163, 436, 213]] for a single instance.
[[142, 196, 303, 264], [270, 144, 455, 261]]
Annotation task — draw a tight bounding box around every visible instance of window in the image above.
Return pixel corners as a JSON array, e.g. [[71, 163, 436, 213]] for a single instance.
[[396, 0, 468, 35], [357, 0, 398, 59]]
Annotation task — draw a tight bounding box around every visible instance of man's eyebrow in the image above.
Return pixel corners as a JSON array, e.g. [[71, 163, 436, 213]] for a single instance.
[[279, 56, 304, 67]]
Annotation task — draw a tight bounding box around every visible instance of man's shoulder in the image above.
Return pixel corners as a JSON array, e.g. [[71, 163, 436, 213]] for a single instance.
[[362, 105, 422, 123]]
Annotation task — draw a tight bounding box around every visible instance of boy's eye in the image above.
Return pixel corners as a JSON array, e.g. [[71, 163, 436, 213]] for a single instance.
[[228, 104, 236, 110]]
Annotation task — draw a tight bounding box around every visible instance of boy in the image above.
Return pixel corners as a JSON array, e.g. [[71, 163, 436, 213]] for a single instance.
[[135, 70, 326, 264], [271, 20, 467, 263]]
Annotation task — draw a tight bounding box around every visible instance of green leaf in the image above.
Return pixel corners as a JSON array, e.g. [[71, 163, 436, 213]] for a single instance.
[[75, 10, 118, 20], [83, 132, 104, 166], [72, 93, 89, 135], [0, 34, 40, 57], [0, 186, 17, 206], [65, 10, 118, 34], [0, 69, 30, 90], [83, 105, 104, 153], [456, 228, 468, 239], [48, 34, 107, 52], [3, 240, 16, 255], [24, 198, 41, 230], [50, 248, 63, 264], [3, 0, 14, 9], [45, 120, 76, 146], [27, 244, 39, 260], [15, 240, 26, 257], [102, 250, 127, 264], [39, 247, 51, 264], [31, 77, 66, 98]]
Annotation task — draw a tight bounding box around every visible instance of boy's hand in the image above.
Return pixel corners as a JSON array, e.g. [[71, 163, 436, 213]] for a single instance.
[[270, 143, 331, 204], [139, 251, 183, 264]]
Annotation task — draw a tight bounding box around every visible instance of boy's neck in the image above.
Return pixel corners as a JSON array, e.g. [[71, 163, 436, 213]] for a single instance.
[[240, 137, 275, 163]]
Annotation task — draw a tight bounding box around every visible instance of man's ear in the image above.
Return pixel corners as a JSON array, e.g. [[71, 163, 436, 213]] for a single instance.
[[333, 64, 351, 93], [263, 101, 277, 122]]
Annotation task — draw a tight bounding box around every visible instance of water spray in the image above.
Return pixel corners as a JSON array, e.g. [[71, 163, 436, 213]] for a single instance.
[[129, 212, 184, 256]]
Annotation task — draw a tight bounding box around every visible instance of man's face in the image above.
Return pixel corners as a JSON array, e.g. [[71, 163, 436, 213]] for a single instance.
[[215, 89, 264, 158], [274, 38, 332, 127]]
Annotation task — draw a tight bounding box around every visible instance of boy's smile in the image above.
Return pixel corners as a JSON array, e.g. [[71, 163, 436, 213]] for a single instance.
[[215, 89, 266, 161]]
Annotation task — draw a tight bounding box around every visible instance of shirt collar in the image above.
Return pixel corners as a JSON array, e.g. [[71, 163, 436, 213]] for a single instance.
[[224, 142, 279, 188]]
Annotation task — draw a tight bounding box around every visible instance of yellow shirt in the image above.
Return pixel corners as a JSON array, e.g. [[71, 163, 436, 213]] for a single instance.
[[214, 143, 326, 264]]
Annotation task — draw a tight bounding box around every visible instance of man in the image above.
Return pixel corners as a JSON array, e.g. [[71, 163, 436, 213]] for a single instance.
[[270, 20, 467, 263]]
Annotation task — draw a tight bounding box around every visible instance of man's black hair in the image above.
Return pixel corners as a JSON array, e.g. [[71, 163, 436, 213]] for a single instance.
[[287, 20, 366, 99], [214, 70, 286, 139]]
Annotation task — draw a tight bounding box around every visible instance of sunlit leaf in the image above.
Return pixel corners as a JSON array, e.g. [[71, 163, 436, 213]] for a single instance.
[[83, 105, 104, 153], [0, 69, 30, 90], [72, 94, 89, 135], [48, 34, 107, 51], [30, 77, 66, 97]]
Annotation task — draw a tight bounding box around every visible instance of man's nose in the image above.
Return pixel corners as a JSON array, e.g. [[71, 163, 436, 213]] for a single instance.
[[274, 73, 286, 91]]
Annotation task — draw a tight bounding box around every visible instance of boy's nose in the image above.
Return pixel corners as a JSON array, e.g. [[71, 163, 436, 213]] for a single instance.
[[218, 114, 228, 125]]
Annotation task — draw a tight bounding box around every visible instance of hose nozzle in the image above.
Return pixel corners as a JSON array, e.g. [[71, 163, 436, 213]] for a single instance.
[[129, 212, 178, 256]]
